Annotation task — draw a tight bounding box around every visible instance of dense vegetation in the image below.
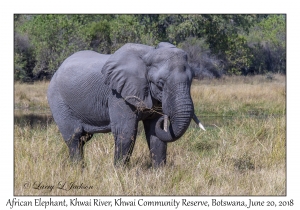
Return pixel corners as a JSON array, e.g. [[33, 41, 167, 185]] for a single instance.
[[14, 14, 286, 81]]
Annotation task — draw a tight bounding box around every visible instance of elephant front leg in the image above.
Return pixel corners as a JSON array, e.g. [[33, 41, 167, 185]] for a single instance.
[[143, 119, 167, 167], [149, 136, 167, 167], [109, 95, 139, 166], [113, 132, 137, 166], [110, 113, 138, 166]]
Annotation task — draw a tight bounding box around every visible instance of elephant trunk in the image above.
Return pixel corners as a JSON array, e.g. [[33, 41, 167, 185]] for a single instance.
[[155, 83, 194, 142]]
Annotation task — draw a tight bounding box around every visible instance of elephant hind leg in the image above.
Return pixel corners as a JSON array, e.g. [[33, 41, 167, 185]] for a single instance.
[[49, 95, 93, 163], [53, 116, 91, 162], [53, 118, 86, 162], [65, 129, 93, 164]]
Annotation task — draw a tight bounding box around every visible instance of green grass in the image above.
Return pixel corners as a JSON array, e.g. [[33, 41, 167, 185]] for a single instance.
[[14, 75, 286, 195]]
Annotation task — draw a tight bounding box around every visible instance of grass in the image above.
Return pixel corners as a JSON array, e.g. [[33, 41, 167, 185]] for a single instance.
[[14, 80, 49, 110], [192, 74, 285, 116], [14, 74, 286, 195]]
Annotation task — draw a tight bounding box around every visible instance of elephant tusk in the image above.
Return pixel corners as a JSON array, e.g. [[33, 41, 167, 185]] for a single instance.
[[163, 115, 168, 132], [192, 113, 206, 131]]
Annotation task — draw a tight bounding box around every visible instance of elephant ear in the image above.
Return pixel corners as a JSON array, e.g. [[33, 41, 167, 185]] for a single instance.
[[102, 43, 154, 109]]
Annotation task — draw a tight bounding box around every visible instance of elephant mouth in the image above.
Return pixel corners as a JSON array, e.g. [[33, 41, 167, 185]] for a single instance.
[[162, 113, 205, 132], [155, 94, 205, 142], [151, 81, 205, 142]]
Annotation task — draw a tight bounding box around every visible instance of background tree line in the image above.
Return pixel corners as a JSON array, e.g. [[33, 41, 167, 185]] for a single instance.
[[14, 14, 286, 81]]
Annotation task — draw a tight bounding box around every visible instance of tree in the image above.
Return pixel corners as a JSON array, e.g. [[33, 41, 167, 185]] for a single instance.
[[14, 15, 36, 81], [18, 15, 92, 77], [247, 15, 286, 74], [154, 15, 257, 74], [14, 14, 285, 81]]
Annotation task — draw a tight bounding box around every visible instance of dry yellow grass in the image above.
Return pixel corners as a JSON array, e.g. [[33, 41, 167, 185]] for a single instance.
[[14, 81, 49, 110], [191, 74, 285, 116], [14, 75, 286, 195]]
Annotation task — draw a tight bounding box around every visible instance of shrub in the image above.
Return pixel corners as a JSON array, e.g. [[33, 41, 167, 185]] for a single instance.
[[18, 15, 92, 78], [247, 15, 286, 74], [14, 32, 35, 82], [14, 14, 285, 81]]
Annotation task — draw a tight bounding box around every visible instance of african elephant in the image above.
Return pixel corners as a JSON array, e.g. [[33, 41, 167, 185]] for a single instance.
[[47, 42, 205, 167]]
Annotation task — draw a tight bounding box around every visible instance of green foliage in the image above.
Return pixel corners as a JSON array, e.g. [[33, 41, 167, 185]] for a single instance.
[[14, 52, 32, 82], [224, 35, 252, 75], [247, 15, 286, 74], [19, 15, 91, 76], [14, 16, 35, 81], [14, 14, 286, 81], [108, 15, 145, 51], [85, 19, 112, 53]]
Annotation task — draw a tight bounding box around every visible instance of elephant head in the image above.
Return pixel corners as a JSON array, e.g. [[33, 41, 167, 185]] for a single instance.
[[102, 42, 202, 142]]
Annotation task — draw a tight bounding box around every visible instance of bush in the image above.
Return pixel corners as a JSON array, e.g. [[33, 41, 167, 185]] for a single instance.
[[86, 19, 112, 54], [14, 32, 35, 82], [17, 15, 92, 78], [247, 15, 286, 74], [14, 14, 285, 81]]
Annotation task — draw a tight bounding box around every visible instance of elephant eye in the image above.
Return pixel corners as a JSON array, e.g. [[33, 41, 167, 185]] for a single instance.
[[157, 79, 164, 89]]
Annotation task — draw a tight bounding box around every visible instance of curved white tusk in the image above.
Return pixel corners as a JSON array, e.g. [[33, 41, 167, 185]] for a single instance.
[[192, 113, 206, 131], [163, 115, 168, 132]]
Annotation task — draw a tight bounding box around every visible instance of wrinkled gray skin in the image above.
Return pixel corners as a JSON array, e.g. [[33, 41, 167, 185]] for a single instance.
[[48, 42, 194, 167]]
